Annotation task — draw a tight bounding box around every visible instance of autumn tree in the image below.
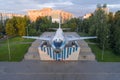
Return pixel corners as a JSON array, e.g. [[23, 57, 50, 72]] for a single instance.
[[6, 16, 30, 36], [5, 19, 17, 36]]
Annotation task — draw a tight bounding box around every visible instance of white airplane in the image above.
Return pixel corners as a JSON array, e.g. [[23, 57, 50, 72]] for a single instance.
[[23, 19, 97, 53]]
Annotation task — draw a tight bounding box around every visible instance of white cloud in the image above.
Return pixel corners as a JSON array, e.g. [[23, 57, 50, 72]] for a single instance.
[[108, 4, 120, 8], [37, 1, 74, 8], [37, 3, 55, 8], [57, 1, 74, 6]]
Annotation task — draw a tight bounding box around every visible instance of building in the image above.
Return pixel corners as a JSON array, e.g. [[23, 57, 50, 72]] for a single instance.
[[0, 8, 73, 23], [0, 13, 25, 21], [27, 8, 73, 23], [83, 13, 92, 19], [83, 6, 109, 19], [95, 7, 109, 14]]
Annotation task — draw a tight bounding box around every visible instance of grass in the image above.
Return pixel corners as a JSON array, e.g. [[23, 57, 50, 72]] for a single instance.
[[89, 44, 120, 62], [78, 32, 90, 36], [78, 32, 120, 62], [0, 37, 34, 61]]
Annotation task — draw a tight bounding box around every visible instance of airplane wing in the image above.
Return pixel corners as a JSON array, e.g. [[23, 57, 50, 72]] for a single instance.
[[79, 36, 97, 40], [22, 36, 50, 41], [49, 28, 71, 31], [66, 36, 97, 42]]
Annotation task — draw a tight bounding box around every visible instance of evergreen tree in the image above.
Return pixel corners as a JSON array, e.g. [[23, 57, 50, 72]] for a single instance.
[[107, 12, 114, 48], [113, 11, 120, 54]]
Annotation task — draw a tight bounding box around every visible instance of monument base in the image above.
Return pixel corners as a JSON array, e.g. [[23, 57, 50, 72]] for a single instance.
[[38, 41, 80, 61]]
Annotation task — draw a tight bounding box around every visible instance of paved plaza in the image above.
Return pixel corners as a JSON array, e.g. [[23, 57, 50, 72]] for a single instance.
[[0, 61, 120, 80]]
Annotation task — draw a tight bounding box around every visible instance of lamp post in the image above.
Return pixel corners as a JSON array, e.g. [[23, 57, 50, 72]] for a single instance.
[[7, 36, 11, 61]]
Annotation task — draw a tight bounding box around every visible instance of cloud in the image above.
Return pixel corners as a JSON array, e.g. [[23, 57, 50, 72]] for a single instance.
[[0, 0, 120, 17], [57, 1, 74, 6], [37, 3, 55, 8], [0, 0, 74, 12], [37, 1, 74, 8], [108, 4, 120, 9]]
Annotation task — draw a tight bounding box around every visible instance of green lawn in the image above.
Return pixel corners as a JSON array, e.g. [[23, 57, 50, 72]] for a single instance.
[[89, 44, 120, 62], [0, 37, 34, 61], [78, 32, 120, 62]]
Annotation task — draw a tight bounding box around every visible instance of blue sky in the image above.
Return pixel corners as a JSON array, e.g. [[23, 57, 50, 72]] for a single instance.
[[0, 0, 120, 17]]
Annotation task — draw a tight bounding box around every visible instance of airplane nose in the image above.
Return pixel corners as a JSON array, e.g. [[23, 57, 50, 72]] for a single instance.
[[56, 39, 59, 42]]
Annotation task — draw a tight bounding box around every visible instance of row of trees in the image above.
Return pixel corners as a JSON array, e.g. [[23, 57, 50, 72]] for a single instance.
[[5, 16, 30, 36], [87, 10, 120, 54], [62, 5, 120, 54], [4, 16, 59, 36], [28, 17, 59, 35]]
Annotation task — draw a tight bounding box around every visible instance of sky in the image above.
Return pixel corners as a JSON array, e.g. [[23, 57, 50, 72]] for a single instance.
[[0, 0, 120, 17]]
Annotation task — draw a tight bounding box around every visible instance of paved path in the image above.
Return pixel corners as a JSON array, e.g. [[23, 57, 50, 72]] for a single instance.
[[0, 61, 120, 80]]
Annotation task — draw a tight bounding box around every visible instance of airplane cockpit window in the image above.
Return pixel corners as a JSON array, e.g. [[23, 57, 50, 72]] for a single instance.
[[53, 39, 63, 48]]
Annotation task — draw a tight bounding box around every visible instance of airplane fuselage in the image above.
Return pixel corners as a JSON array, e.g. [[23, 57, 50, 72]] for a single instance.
[[51, 28, 66, 53]]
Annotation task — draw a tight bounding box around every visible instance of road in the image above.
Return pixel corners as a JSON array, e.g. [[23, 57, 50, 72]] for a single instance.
[[0, 61, 120, 80]]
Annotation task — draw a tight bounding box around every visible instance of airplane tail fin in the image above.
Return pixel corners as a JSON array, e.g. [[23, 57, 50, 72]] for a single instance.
[[59, 14, 61, 29]]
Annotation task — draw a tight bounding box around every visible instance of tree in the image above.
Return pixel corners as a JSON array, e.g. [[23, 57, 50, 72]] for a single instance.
[[35, 17, 51, 32], [52, 22, 59, 28], [6, 16, 30, 36], [63, 18, 78, 32], [16, 16, 30, 36], [77, 19, 83, 32], [103, 4, 107, 8], [82, 19, 90, 33], [113, 11, 120, 54], [6, 19, 16, 36], [107, 12, 114, 48], [28, 22, 37, 36], [89, 6, 110, 49], [0, 20, 2, 37], [0, 13, 6, 37]]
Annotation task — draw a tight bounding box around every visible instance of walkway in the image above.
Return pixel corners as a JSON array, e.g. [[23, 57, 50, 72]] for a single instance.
[[0, 61, 120, 80]]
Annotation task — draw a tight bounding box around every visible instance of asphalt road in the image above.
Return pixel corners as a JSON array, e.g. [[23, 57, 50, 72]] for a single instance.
[[0, 61, 120, 80]]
